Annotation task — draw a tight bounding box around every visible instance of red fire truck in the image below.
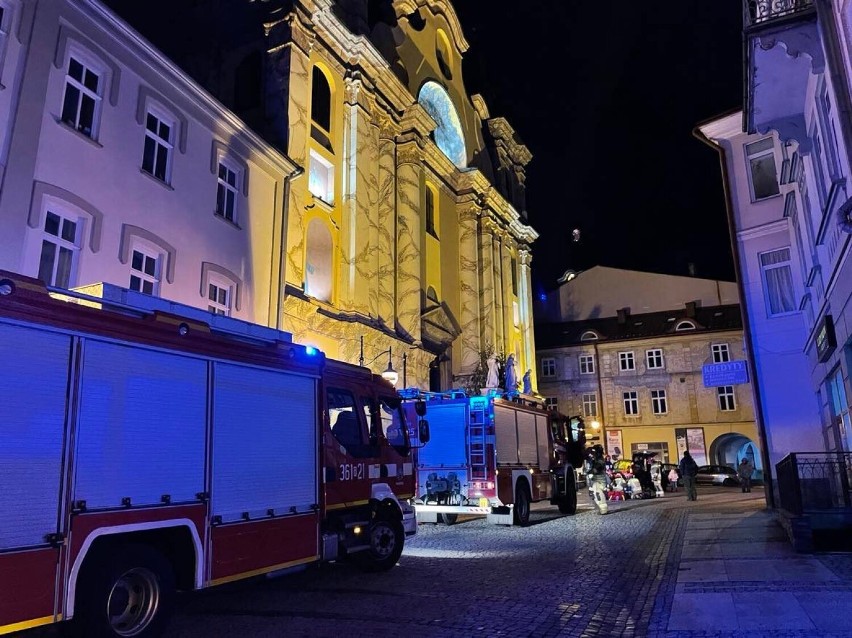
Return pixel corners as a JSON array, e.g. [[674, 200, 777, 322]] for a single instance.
[[0, 271, 425, 637], [402, 389, 585, 526]]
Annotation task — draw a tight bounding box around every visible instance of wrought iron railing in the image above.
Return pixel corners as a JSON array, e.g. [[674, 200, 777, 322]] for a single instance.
[[744, 0, 814, 27], [776, 452, 852, 515]]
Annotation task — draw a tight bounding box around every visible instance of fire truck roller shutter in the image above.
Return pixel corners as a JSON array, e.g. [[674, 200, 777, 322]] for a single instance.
[[0, 324, 70, 549], [76, 340, 207, 508], [494, 405, 519, 464], [416, 402, 468, 468], [516, 411, 538, 466], [211, 363, 317, 523], [535, 414, 549, 468]]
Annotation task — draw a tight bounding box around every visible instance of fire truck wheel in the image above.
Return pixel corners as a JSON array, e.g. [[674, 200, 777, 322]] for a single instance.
[[513, 482, 531, 527], [558, 471, 578, 515], [73, 543, 176, 638], [439, 513, 459, 525], [353, 518, 404, 572]]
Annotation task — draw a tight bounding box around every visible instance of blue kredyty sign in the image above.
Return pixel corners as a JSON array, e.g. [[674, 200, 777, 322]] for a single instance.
[[702, 360, 749, 387]]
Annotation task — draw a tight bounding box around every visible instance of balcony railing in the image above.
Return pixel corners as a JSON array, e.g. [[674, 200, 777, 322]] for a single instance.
[[744, 0, 815, 27], [776, 452, 852, 515]]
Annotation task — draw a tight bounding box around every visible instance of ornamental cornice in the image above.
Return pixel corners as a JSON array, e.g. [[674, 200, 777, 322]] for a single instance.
[[264, 6, 315, 57], [487, 117, 533, 166], [399, 103, 437, 138], [396, 139, 424, 166], [392, 0, 469, 52], [457, 201, 481, 224], [343, 70, 375, 111], [471, 94, 490, 120]]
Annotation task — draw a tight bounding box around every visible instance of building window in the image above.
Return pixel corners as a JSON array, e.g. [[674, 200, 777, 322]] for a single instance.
[[129, 247, 160, 295], [308, 149, 334, 204], [580, 331, 598, 341], [545, 397, 558, 412], [541, 357, 556, 378], [582, 392, 597, 418], [311, 66, 332, 134], [646, 349, 664, 370], [425, 186, 438, 238], [623, 391, 638, 416], [579, 354, 595, 375], [651, 389, 668, 415], [510, 257, 518, 296], [675, 320, 696, 331], [216, 160, 239, 223], [745, 137, 780, 200], [759, 248, 796, 315], [717, 385, 736, 411], [619, 351, 635, 371], [142, 109, 174, 182], [38, 210, 78, 288], [61, 55, 102, 138], [207, 281, 231, 316], [712, 343, 730, 363]]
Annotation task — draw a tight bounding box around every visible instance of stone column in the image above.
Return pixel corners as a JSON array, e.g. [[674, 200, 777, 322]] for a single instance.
[[458, 203, 481, 374], [500, 234, 516, 358], [375, 112, 396, 326], [394, 139, 423, 343], [338, 73, 374, 315], [478, 216, 498, 352], [492, 230, 505, 351], [518, 248, 537, 393]]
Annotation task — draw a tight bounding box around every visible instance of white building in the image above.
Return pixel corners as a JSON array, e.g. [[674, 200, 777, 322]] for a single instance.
[[697, 0, 852, 506], [0, 0, 302, 325]]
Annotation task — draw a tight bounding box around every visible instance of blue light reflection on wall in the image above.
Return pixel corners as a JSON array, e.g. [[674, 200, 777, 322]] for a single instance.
[[418, 81, 466, 168]]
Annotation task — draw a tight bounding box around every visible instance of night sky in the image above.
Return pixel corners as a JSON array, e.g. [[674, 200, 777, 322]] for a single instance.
[[452, 2, 744, 293]]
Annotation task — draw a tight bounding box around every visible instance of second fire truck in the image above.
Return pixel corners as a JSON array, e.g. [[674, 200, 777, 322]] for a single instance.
[[403, 389, 585, 526]]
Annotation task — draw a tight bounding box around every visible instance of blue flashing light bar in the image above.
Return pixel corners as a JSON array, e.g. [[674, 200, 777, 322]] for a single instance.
[[304, 346, 318, 356]]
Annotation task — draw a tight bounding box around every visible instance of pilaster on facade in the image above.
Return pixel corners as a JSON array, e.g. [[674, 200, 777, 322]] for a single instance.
[[394, 138, 424, 344], [457, 202, 482, 375], [478, 214, 498, 353]]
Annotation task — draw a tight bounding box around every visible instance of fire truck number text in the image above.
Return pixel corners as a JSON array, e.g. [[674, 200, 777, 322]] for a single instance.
[[340, 463, 365, 481]]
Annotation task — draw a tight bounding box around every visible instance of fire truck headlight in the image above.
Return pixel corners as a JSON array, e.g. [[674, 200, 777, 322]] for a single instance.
[[178, 322, 190, 336], [529, 468, 534, 475], [0, 279, 14, 296]]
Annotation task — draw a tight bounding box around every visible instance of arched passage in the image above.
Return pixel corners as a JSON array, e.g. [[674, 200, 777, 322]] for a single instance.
[[709, 432, 762, 479]]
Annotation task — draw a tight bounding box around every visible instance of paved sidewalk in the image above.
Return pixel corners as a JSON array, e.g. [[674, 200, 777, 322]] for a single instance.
[[648, 490, 852, 638]]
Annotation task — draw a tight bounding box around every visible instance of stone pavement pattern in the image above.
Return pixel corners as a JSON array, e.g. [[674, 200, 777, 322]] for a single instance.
[[17, 489, 852, 637]]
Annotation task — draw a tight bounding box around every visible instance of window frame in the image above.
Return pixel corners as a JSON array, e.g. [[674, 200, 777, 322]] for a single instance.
[[744, 136, 780, 202], [582, 392, 598, 418], [579, 354, 595, 375], [60, 48, 105, 140], [646, 348, 664, 370], [541, 357, 556, 378], [711, 343, 731, 363], [622, 391, 639, 416], [37, 208, 80, 289], [759, 247, 797, 317], [215, 157, 240, 224], [717, 385, 736, 411], [545, 396, 558, 412], [141, 105, 175, 184], [206, 276, 232, 316], [308, 148, 335, 205], [129, 243, 161, 296], [618, 351, 635, 372], [651, 389, 668, 415]]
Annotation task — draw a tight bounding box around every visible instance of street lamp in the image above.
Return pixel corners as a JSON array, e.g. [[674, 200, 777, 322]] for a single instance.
[[359, 336, 399, 386]]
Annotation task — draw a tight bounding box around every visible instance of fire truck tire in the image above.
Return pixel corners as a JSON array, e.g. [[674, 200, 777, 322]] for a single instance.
[[352, 517, 404, 572], [73, 543, 176, 638], [513, 481, 531, 527], [558, 471, 578, 515], [439, 513, 459, 525]]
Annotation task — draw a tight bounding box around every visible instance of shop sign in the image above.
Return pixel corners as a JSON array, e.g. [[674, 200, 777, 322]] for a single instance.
[[606, 429, 624, 459], [816, 314, 837, 363], [675, 427, 707, 465], [702, 360, 749, 387]]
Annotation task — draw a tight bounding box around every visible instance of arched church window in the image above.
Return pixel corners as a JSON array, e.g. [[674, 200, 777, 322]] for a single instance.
[[311, 66, 332, 134]]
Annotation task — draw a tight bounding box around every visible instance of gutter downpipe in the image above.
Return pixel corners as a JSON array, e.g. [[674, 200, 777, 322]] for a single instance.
[[693, 125, 776, 508], [276, 164, 304, 331]]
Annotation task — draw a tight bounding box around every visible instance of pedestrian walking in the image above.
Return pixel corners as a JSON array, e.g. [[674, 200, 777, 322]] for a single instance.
[[679, 450, 699, 501], [588, 445, 609, 515], [738, 457, 755, 493]]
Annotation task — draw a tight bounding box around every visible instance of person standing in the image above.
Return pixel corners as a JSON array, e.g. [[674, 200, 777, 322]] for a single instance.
[[679, 450, 699, 501], [738, 457, 755, 493], [588, 445, 609, 515]]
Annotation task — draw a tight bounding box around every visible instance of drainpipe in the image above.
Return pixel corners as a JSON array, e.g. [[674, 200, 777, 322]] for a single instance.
[[594, 341, 607, 456], [276, 164, 304, 331], [693, 125, 776, 508]]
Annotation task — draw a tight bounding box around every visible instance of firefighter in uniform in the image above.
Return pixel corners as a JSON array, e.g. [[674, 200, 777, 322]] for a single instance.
[[589, 445, 609, 515]]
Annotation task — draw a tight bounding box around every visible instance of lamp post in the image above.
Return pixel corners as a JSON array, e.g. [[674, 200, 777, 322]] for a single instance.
[[359, 336, 399, 386]]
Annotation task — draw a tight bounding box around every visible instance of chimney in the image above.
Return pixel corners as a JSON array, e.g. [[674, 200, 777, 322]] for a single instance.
[[617, 307, 630, 324], [685, 301, 697, 318]]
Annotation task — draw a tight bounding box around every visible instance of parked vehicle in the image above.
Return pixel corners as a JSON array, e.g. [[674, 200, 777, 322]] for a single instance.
[[402, 389, 586, 526], [695, 465, 740, 486], [0, 271, 425, 638]]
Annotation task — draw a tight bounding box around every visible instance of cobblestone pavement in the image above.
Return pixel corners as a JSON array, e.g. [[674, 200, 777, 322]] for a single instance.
[[16, 489, 852, 638]]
